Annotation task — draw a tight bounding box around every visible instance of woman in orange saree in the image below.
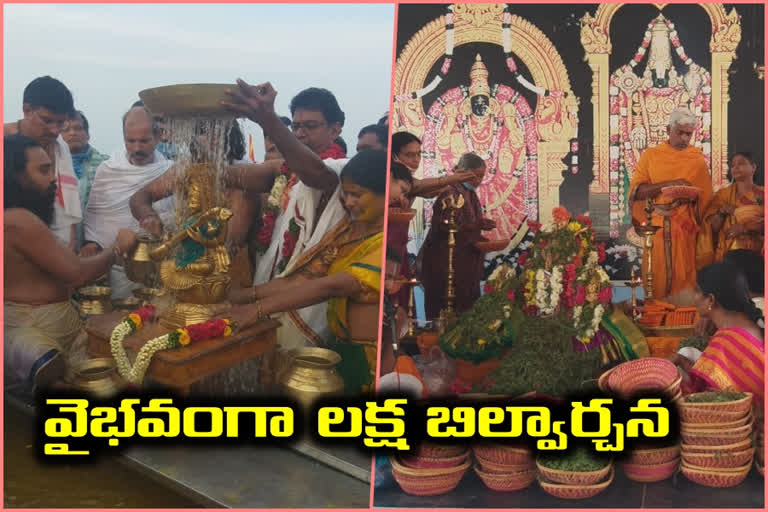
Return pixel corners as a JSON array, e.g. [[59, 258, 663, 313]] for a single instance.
[[701, 152, 764, 263], [670, 263, 764, 404]]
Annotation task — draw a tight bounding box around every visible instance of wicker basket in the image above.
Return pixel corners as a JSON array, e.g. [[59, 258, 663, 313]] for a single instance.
[[680, 461, 752, 488], [390, 456, 470, 496], [538, 468, 614, 500], [413, 442, 467, 459], [681, 428, 752, 447], [597, 367, 615, 393], [680, 412, 753, 430], [621, 457, 680, 482], [473, 464, 537, 492], [682, 448, 755, 469], [681, 392, 753, 415], [626, 445, 680, 465], [400, 450, 470, 469], [472, 444, 533, 466], [681, 438, 753, 454], [607, 358, 679, 396], [535, 460, 613, 486], [681, 418, 753, 435], [679, 406, 751, 424], [475, 452, 534, 474]]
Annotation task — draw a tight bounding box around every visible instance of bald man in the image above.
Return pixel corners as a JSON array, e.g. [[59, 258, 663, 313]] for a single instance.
[[82, 106, 175, 298]]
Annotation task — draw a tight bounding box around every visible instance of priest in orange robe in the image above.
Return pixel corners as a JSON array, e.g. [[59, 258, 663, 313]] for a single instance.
[[628, 108, 713, 299]]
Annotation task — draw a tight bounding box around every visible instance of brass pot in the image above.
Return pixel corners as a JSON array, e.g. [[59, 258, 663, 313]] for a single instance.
[[72, 358, 123, 399], [125, 234, 160, 286], [113, 296, 142, 311], [133, 287, 161, 304], [78, 286, 113, 315], [279, 348, 345, 408], [138, 84, 238, 118]]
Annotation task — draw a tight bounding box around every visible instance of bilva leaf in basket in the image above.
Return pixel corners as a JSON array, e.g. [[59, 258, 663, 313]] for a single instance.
[[678, 335, 708, 351], [487, 315, 603, 397], [538, 446, 610, 471], [684, 391, 747, 403]]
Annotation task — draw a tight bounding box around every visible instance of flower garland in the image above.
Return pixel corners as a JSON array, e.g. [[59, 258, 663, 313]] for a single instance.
[[518, 207, 611, 342], [395, 4, 455, 101], [110, 305, 234, 385], [253, 143, 347, 258]]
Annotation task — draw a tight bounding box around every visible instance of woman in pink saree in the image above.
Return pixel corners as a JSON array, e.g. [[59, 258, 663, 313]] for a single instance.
[[671, 262, 764, 404]]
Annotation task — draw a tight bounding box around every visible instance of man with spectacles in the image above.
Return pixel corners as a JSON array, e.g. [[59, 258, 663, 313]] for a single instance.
[[4, 76, 82, 250], [62, 110, 110, 249]]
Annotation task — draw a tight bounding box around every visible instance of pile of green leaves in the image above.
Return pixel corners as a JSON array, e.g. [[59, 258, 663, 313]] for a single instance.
[[538, 446, 611, 472], [439, 290, 522, 364], [684, 391, 747, 403], [678, 336, 708, 351], [486, 314, 604, 396]]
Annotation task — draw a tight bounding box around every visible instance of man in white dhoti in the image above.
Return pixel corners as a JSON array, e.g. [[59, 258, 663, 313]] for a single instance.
[[82, 106, 174, 298], [4, 134, 138, 393], [3, 76, 82, 249]]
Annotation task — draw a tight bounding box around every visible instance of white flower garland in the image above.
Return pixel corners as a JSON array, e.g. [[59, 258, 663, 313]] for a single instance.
[[267, 174, 288, 209], [110, 321, 173, 385]]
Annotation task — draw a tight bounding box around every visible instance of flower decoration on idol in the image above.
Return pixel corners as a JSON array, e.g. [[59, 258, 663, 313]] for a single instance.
[[519, 207, 611, 342], [109, 305, 235, 385]]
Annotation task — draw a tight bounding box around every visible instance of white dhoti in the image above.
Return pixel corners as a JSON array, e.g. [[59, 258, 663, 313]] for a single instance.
[[4, 300, 89, 391]]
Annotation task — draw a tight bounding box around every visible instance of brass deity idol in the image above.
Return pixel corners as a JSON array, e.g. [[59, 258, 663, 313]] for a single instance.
[[150, 163, 233, 328]]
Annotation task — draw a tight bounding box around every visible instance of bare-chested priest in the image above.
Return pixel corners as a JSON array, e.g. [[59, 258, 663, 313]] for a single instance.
[[3, 134, 138, 393]]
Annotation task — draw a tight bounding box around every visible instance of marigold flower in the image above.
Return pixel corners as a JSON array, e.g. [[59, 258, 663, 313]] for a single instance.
[[177, 329, 191, 346], [128, 313, 142, 330]]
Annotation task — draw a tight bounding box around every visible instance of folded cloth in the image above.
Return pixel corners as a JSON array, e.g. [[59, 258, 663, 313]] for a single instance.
[[51, 136, 82, 246]]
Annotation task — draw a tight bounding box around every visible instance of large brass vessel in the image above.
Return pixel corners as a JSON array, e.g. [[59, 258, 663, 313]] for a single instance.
[[279, 348, 345, 408]]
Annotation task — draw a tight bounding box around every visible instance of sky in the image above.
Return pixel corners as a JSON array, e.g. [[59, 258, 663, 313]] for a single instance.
[[3, 3, 394, 158]]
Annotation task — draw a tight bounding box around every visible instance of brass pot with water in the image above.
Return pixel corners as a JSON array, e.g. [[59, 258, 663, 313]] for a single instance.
[[125, 233, 161, 286], [279, 348, 344, 407], [72, 358, 124, 399]]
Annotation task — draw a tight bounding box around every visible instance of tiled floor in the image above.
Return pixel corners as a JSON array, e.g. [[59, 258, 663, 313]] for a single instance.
[[374, 466, 764, 508]]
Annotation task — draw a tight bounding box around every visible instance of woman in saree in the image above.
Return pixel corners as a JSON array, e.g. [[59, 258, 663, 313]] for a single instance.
[[701, 152, 764, 264], [223, 150, 386, 394], [388, 133, 475, 309], [669, 262, 764, 405]]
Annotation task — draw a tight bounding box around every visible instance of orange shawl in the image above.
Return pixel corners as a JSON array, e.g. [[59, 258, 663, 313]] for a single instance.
[[701, 183, 764, 262], [628, 143, 713, 298]]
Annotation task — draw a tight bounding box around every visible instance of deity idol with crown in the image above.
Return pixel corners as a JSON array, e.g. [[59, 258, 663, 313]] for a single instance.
[[422, 54, 539, 242], [150, 163, 233, 328]]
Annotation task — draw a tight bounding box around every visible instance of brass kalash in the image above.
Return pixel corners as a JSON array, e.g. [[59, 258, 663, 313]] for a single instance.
[[129, 84, 237, 329]]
